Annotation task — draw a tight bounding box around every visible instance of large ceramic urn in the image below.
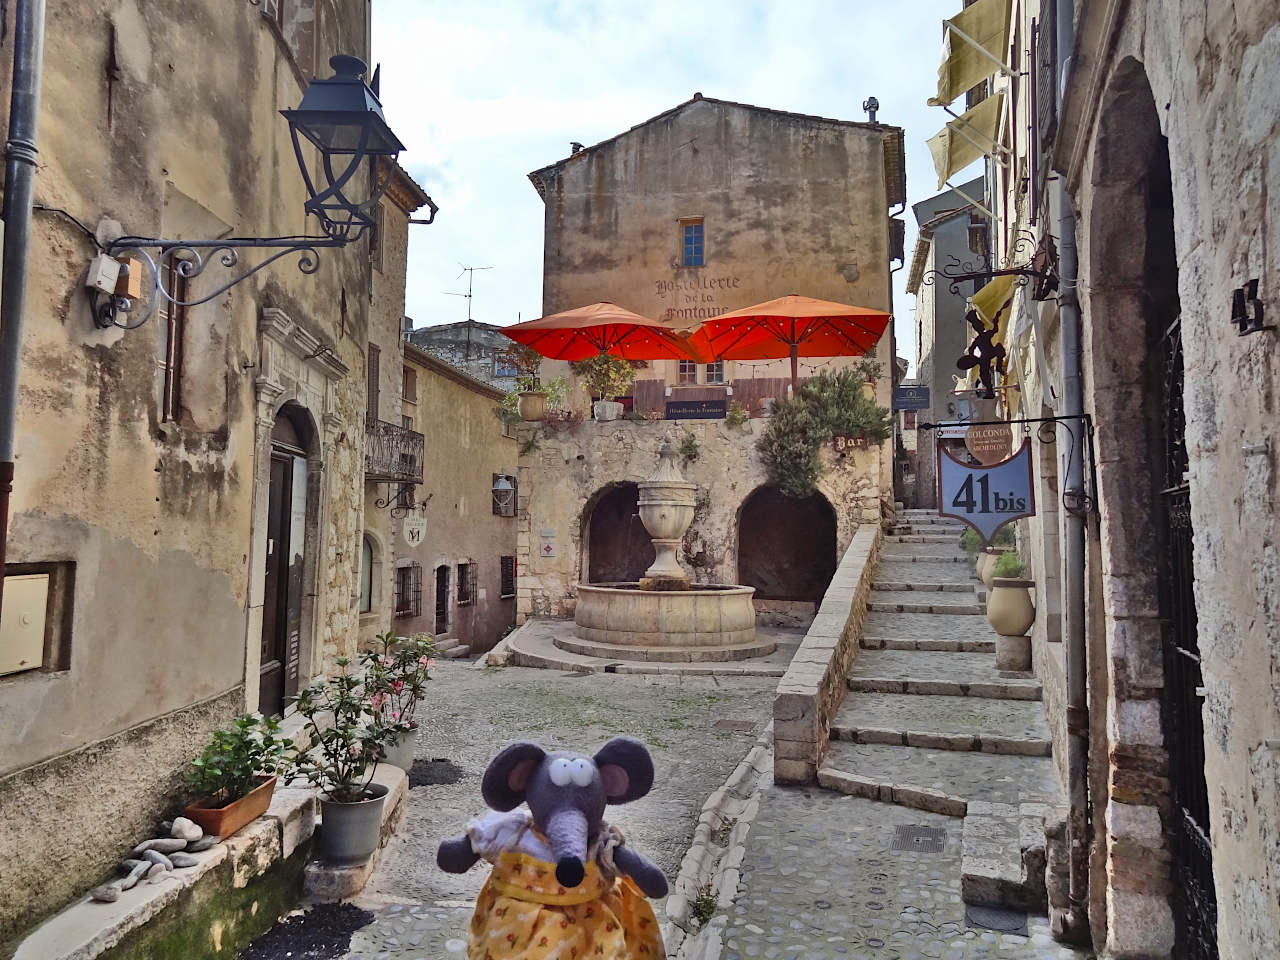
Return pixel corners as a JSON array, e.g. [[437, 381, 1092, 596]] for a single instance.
[[637, 439, 697, 590]]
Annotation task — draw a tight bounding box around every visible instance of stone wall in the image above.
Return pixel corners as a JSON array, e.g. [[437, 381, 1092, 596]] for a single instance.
[[773, 525, 882, 782], [514, 418, 882, 623]]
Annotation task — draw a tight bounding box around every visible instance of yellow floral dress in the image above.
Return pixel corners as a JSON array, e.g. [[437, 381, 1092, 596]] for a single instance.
[[463, 810, 664, 960]]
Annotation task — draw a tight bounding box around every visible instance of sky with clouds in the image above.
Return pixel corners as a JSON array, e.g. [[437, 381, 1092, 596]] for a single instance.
[[372, 0, 964, 367]]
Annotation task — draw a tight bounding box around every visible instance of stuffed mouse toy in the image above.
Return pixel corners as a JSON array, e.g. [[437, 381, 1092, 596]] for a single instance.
[[438, 736, 668, 959]]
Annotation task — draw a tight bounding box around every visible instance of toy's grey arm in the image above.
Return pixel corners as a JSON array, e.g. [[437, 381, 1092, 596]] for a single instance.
[[437, 835, 480, 873], [614, 844, 668, 898]]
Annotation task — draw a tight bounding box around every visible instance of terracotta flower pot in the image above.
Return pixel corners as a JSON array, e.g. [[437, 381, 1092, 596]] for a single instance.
[[183, 774, 277, 839], [517, 391, 547, 421]]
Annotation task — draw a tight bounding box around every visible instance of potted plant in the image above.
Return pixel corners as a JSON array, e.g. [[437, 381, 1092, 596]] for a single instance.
[[570, 352, 634, 421], [362, 631, 437, 771], [988, 551, 1035, 671], [288, 658, 395, 866], [183, 713, 289, 839], [504, 344, 549, 421]]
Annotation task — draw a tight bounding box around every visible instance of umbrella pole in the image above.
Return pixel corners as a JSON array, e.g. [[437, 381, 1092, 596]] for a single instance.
[[790, 342, 799, 394]]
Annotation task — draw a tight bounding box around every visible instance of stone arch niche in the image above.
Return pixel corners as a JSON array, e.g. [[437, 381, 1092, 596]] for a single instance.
[[582, 482, 655, 584], [736, 485, 836, 608], [1084, 56, 1196, 958]]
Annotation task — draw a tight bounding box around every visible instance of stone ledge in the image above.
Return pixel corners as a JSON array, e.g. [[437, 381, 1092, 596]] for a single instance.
[[303, 764, 407, 902], [773, 525, 882, 783]]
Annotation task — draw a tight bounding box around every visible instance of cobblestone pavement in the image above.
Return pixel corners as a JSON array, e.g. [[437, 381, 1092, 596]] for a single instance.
[[720, 786, 1089, 960], [273, 660, 778, 960]]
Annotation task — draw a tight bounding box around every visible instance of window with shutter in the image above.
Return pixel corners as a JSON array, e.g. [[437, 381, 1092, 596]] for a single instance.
[[1033, 10, 1057, 220], [500, 556, 516, 598], [367, 345, 380, 419]]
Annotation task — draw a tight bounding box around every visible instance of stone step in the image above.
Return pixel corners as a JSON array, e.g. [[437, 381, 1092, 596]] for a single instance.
[[861, 611, 1000, 648], [887, 534, 961, 544], [862, 636, 996, 653], [434, 638, 471, 659], [872, 581, 975, 593], [961, 801, 1052, 912], [830, 691, 1051, 756], [879, 552, 970, 563], [846, 649, 1041, 700], [817, 741, 1061, 815], [866, 594, 985, 615], [877, 563, 976, 585]]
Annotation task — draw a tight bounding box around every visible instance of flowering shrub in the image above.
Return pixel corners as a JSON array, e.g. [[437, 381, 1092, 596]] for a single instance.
[[288, 658, 392, 803], [361, 631, 437, 733]]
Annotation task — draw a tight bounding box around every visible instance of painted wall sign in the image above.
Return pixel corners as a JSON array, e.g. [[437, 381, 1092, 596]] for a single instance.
[[832, 434, 870, 452], [892, 385, 931, 410], [403, 517, 427, 545], [539, 536, 557, 558], [666, 398, 728, 420], [937, 439, 1036, 543], [964, 422, 1014, 465]]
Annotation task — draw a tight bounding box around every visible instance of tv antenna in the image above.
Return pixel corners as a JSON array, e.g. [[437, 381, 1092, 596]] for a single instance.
[[443, 264, 493, 323]]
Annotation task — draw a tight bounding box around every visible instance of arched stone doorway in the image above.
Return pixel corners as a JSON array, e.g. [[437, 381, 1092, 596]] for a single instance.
[[259, 403, 316, 717], [584, 483, 654, 583], [737, 486, 836, 603], [1087, 57, 1211, 957]]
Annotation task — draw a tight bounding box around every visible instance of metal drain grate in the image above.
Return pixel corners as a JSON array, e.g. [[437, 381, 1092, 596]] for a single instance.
[[713, 718, 757, 732], [965, 904, 1028, 934], [890, 824, 947, 852]]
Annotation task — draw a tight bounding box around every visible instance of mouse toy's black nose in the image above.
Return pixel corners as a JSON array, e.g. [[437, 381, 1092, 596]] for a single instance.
[[556, 856, 585, 887]]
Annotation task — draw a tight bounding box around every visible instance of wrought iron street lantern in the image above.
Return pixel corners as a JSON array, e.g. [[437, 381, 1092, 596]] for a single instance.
[[492, 472, 516, 511], [88, 55, 422, 329]]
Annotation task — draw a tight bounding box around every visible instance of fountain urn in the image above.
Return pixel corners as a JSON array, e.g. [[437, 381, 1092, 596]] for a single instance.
[[636, 440, 697, 590]]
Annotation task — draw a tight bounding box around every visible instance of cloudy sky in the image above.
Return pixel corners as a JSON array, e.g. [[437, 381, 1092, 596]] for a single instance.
[[372, 0, 962, 365]]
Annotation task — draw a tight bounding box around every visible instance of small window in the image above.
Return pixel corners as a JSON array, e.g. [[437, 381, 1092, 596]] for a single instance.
[[494, 353, 520, 379], [704, 361, 725, 385], [394, 562, 422, 618], [500, 556, 516, 599], [401, 414, 413, 431], [359, 536, 374, 613], [678, 359, 698, 385], [159, 255, 189, 423], [402, 366, 417, 403], [681, 219, 704, 267], [502, 419, 515, 439], [367, 344, 381, 420], [457, 562, 477, 606]]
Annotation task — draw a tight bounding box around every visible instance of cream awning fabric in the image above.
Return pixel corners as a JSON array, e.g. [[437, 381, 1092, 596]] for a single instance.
[[927, 93, 1004, 190], [932, 0, 1013, 107]]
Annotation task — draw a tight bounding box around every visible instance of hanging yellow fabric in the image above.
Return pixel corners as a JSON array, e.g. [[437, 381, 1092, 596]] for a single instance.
[[926, 93, 1004, 190], [931, 0, 1013, 108], [963, 274, 1017, 386]]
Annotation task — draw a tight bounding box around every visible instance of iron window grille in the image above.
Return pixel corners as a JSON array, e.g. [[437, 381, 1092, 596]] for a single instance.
[[681, 219, 704, 266], [457, 562, 477, 606], [500, 556, 516, 599], [159, 255, 189, 422], [394, 562, 422, 618]]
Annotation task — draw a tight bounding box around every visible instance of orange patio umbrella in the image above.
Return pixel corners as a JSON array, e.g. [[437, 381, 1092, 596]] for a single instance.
[[500, 301, 703, 362], [686, 294, 891, 389]]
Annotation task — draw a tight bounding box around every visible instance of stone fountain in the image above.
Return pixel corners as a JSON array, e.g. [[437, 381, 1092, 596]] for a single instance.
[[565, 440, 773, 662]]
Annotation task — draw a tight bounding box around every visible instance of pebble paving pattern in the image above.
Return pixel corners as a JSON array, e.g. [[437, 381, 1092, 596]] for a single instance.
[[344, 904, 472, 960], [830, 693, 1051, 744], [720, 787, 1090, 960]]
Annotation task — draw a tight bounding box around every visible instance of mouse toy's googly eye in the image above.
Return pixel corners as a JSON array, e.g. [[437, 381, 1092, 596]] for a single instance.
[[549, 758, 573, 786], [569, 758, 594, 787]]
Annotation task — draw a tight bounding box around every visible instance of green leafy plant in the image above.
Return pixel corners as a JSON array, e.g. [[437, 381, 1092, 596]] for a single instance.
[[993, 551, 1027, 578], [679, 432, 700, 462], [691, 883, 718, 926], [992, 524, 1016, 548], [361, 631, 437, 734], [186, 713, 289, 805], [287, 658, 393, 803], [570, 352, 635, 401], [724, 401, 748, 429], [756, 369, 893, 498], [623, 408, 648, 422], [959, 528, 982, 553]]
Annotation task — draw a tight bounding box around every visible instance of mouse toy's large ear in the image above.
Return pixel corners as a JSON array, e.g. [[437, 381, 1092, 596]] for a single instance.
[[481, 742, 547, 811], [592, 737, 655, 804]]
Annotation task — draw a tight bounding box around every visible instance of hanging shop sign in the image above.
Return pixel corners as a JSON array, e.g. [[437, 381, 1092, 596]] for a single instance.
[[892, 385, 931, 410], [403, 516, 426, 545], [937, 439, 1035, 543], [964, 422, 1014, 465]]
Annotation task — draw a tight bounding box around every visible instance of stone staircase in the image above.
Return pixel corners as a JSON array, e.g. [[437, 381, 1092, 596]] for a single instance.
[[815, 508, 1066, 913], [433, 636, 471, 659]]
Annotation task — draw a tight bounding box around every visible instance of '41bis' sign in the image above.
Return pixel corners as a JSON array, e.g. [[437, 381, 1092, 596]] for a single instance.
[[937, 440, 1036, 543]]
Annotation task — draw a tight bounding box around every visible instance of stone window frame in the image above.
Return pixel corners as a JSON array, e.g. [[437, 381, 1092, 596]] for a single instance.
[[394, 561, 422, 619]]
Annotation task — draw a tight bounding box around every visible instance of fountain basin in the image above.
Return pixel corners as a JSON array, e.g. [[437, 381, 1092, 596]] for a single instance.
[[568, 583, 773, 661]]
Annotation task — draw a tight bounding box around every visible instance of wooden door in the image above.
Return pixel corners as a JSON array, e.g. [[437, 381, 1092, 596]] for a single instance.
[[259, 452, 291, 716]]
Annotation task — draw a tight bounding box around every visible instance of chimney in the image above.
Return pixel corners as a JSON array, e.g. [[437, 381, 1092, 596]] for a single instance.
[[861, 96, 879, 123]]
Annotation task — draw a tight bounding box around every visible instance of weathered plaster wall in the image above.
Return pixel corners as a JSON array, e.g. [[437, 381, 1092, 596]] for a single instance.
[[0, 0, 375, 940], [513, 420, 881, 623], [1059, 3, 1280, 956], [395, 349, 518, 651]]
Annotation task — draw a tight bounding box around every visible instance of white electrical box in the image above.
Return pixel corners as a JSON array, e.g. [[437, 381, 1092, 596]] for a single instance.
[[1, 573, 49, 675], [86, 254, 122, 294]]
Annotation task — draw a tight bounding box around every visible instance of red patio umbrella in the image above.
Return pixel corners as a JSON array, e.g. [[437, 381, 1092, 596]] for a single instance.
[[500, 301, 703, 362], [685, 294, 891, 389]]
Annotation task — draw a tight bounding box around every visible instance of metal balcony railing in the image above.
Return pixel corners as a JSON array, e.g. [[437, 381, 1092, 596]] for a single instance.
[[364, 417, 425, 483]]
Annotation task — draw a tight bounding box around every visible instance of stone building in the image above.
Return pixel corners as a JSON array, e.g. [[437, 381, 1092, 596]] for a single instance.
[[359, 161, 434, 649], [393, 341, 518, 652], [904, 176, 987, 507], [0, 2, 422, 946], [924, 0, 1280, 956], [409, 319, 523, 392]]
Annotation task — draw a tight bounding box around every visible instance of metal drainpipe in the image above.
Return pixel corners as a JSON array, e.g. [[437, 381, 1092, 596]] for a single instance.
[[1055, 0, 1090, 943], [0, 0, 48, 618]]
